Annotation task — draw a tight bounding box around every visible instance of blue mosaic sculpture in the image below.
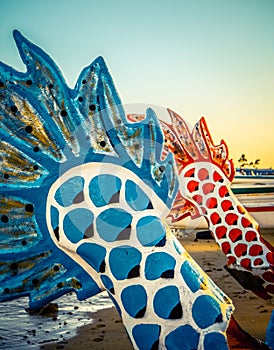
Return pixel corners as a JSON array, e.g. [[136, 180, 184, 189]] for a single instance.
[[0, 31, 234, 349]]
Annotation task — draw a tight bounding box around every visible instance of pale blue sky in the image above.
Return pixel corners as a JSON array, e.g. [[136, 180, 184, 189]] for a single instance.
[[0, 0, 273, 167]]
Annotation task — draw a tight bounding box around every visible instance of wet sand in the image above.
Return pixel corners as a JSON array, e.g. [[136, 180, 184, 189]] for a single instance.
[[41, 230, 274, 349]]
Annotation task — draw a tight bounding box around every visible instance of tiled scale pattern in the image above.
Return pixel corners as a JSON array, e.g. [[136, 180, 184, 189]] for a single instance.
[[0, 31, 233, 349]]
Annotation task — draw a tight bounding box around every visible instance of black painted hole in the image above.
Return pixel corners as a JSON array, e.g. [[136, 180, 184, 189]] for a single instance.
[[10, 262, 18, 270], [215, 313, 223, 323], [160, 269, 174, 278], [116, 119, 122, 124], [25, 204, 34, 213], [134, 306, 146, 318], [168, 302, 183, 319], [99, 260, 106, 273], [54, 265, 60, 272], [33, 146, 39, 152], [10, 105, 18, 113], [1, 215, 9, 223], [4, 288, 10, 293], [89, 104, 96, 111], [57, 282, 63, 288], [0, 81, 4, 87], [4, 174, 9, 179], [82, 79, 87, 84], [127, 265, 140, 278], [151, 339, 160, 350], [159, 165, 165, 172], [60, 110, 68, 117], [25, 125, 33, 133], [76, 281, 82, 289], [32, 278, 39, 286], [33, 165, 38, 170], [155, 236, 166, 247], [108, 190, 120, 205], [48, 83, 53, 89], [21, 240, 27, 246], [78, 96, 83, 102], [100, 141, 106, 147], [26, 79, 32, 86], [54, 227, 60, 241], [146, 201, 153, 210]]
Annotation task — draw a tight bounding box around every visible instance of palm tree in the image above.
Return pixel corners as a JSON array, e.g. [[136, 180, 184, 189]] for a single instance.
[[238, 154, 248, 169], [238, 154, 261, 169], [254, 159, 261, 168]]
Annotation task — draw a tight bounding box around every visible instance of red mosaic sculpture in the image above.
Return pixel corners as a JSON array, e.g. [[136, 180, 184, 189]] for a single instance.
[[128, 109, 274, 300]]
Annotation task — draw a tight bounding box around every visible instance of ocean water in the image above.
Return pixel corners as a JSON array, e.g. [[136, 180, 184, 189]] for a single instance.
[[0, 291, 113, 349]]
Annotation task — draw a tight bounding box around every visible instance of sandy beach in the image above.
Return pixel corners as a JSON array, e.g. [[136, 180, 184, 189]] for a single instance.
[[39, 229, 274, 350]]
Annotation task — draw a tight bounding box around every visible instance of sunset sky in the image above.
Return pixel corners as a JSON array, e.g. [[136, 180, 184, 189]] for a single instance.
[[0, 0, 273, 168]]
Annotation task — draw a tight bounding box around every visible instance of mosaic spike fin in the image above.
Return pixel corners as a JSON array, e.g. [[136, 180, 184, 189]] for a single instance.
[[0, 31, 179, 310]]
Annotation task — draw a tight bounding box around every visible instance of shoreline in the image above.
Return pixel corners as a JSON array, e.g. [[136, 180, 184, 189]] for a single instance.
[[41, 307, 132, 350]]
